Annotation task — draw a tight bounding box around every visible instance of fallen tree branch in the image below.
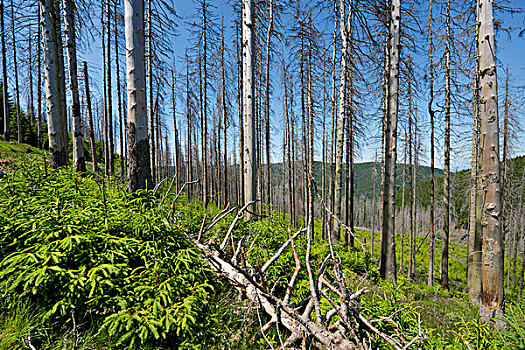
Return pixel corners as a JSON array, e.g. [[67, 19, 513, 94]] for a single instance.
[[261, 228, 306, 274], [220, 200, 258, 251], [196, 241, 357, 349]]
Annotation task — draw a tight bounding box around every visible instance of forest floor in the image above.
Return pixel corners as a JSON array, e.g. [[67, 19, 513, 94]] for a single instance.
[[0, 144, 524, 349]]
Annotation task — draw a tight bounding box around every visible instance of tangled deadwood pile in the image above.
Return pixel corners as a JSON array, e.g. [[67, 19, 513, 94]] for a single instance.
[[187, 199, 424, 349]]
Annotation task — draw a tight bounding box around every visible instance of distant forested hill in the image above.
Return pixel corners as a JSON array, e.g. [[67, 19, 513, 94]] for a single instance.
[[394, 155, 525, 225], [270, 161, 443, 198]]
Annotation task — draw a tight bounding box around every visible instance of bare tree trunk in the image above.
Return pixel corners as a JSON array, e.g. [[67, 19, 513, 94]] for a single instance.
[[282, 57, 289, 219], [242, 0, 256, 213], [10, 0, 21, 142], [125, 0, 152, 191], [399, 138, 407, 273], [321, 59, 327, 239], [344, 9, 355, 247], [147, 0, 155, 184], [37, 5, 42, 148], [28, 28, 34, 123], [171, 68, 180, 190], [106, 0, 114, 175], [220, 27, 228, 207], [235, 17, 244, 206], [83, 62, 98, 173], [468, 5, 482, 303], [41, 0, 68, 167], [427, 0, 436, 287], [115, 1, 124, 181], [264, 0, 273, 207], [102, 3, 109, 176], [332, 0, 349, 241], [1, 0, 8, 140], [288, 76, 298, 227], [408, 99, 417, 279], [328, 0, 338, 235], [64, 0, 86, 172], [298, 29, 307, 225], [502, 67, 510, 291], [380, 0, 400, 282], [305, 15, 322, 321], [440, 0, 451, 289], [154, 93, 161, 181], [185, 54, 193, 198], [200, 0, 209, 206], [477, 0, 504, 327], [371, 151, 378, 256]]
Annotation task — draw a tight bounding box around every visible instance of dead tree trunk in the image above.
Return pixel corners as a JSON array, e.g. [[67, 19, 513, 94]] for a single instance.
[[441, 0, 452, 289], [332, 0, 349, 241], [380, 0, 400, 282], [40, 0, 68, 167], [10, 0, 21, 143], [115, 0, 124, 181], [468, 4, 482, 303], [264, 0, 273, 207], [125, 0, 152, 191], [242, 0, 256, 214], [1, 0, 8, 140], [28, 28, 34, 123], [63, 0, 86, 172], [220, 26, 228, 207], [185, 54, 193, 198], [371, 151, 378, 256], [147, 0, 155, 184], [477, 0, 504, 327], [106, 0, 114, 175], [328, 0, 338, 238], [83, 62, 98, 173], [235, 17, 244, 206], [171, 68, 180, 190], [37, 4, 42, 148], [201, 0, 209, 206], [427, 0, 436, 287], [399, 136, 407, 273]]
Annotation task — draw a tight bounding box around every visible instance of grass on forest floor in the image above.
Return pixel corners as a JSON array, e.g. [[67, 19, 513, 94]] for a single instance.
[[0, 140, 43, 160]]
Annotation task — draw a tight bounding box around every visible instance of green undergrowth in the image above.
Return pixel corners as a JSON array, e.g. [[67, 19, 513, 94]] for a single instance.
[[1, 157, 524, 349], [0, 159, 241, 349]]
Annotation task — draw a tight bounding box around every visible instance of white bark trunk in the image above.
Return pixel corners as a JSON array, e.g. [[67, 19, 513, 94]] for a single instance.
[[40, 0, 68, 167], [242, 0, 256, 212], [125, 0, 152, 191]]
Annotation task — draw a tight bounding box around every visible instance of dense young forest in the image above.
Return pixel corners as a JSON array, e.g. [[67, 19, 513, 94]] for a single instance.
[[0, 0, 524, 348]]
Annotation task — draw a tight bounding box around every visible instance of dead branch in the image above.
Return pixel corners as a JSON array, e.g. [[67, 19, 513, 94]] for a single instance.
[[220, 200, 258, 251], [306, 222, 322, 323], [317, 193, 367, 253], [196, 241, 357, 349], [168, 179, 199, 217], [284, 229, 302, 304], [205, 204, 235, 233], [261, 228, 306, 274]]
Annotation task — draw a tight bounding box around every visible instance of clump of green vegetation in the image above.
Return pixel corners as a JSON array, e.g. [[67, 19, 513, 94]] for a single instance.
[[0, 159, 231, 349]]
